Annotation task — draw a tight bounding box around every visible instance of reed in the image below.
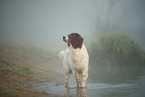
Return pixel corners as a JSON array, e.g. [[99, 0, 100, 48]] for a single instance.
[[90, 33, 145, 66]]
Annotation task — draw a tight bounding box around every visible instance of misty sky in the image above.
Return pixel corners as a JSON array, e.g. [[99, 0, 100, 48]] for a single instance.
[[0, 0, 145, 50]]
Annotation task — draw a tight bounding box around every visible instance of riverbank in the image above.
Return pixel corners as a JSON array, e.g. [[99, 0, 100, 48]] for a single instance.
[[0, 43, 64, 97]]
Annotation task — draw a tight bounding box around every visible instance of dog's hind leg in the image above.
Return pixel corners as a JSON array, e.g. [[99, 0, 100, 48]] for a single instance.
[[65, 75, 69, 88]]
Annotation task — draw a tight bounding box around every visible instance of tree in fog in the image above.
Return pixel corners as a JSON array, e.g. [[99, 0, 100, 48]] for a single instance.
[[92, 0, 136, 35], [91, 0, 145, 49]]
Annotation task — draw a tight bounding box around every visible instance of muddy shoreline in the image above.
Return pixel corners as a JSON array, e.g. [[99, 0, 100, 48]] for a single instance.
[[0, 43, 65, 97]]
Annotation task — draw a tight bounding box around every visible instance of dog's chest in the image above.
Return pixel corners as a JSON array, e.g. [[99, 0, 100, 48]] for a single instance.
[[69, 45, 88, 67]]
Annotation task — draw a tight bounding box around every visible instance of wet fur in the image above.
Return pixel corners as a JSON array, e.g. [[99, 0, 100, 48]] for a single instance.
[[59, 33, 89, 87]]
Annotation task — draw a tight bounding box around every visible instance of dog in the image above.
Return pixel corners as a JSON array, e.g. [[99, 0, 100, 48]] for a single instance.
[[59, 33, 89, 88]]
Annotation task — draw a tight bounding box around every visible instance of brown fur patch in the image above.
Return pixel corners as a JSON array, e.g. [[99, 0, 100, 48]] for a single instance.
[[68, 33, 84, 49]]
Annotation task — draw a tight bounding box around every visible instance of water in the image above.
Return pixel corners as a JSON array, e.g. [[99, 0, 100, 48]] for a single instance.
[[32, 65, 145, 97], [33, 74, 145, 97]]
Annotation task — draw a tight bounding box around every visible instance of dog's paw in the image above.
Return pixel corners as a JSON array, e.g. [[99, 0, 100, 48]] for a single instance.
[[65, 84, 69, 88], [77, 84, 82, 88], [82, 83, 86, 88]]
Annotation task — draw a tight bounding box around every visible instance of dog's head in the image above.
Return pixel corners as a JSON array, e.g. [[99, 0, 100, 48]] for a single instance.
[[63, 33, 84, 49]]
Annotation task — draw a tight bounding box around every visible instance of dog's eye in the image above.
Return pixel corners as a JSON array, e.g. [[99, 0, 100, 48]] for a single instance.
[[68, 35, 73, 38]]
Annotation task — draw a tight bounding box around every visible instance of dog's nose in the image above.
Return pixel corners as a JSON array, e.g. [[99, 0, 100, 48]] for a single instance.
[[63, 36, 66, 41], [63, 36, 65, 39]]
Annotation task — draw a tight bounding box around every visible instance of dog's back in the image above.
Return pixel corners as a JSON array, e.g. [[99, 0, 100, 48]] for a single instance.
[[58, 50, 65, 62], [59, 33, 89, 87], [59, 49, 72, 74]]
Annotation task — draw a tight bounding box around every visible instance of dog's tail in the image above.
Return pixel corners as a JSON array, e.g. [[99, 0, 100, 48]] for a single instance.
[[58, 51, 65, 62]]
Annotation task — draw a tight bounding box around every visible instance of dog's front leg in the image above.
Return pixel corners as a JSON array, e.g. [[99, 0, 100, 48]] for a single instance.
[[65, 75, 69, 88], [74, 72, 81, 87], [82, 71, 88, 87]]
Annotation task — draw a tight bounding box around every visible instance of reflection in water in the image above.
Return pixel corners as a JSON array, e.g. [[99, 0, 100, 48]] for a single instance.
[[77, 88, 88, 97], [66, 87, 88, 97], [33, 78, 145, 97], [33, 67, 145, 97]]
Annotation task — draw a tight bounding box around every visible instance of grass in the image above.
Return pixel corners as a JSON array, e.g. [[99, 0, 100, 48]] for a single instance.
[[14, 66, 38, 74], [0, 90, 8, 95], [89, 33, 145, 83], [0, 44, 53, 74], [48, 57, 52, 61], [0, 62, 39, 74], [6, 44, 53, 55], [90, 33, 145, 66]]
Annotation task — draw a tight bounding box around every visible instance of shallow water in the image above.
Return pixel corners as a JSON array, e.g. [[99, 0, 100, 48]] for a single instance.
[[33, 74, 145, 97]]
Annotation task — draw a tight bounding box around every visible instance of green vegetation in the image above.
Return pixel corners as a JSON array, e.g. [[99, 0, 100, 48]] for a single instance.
[[89, 33, 145, 83], [48, 57, 52, 61], [7, 45, 52, 55], [0, 90, 8, 95], [14, 66, 37, 74], [90, 33, 145, 66]]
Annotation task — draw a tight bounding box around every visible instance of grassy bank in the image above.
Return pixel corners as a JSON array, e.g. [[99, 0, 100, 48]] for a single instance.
[[90, 33, 145, 66], [88, 33, 145, 83]]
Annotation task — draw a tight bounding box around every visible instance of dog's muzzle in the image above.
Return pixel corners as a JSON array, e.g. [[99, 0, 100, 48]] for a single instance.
[[63, 36, 69, 42]]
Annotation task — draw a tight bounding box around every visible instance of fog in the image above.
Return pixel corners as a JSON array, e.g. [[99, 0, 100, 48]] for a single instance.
[[0, 0, 95, 50], [1, 0, 145, 50], [1, 0, 145, 96]]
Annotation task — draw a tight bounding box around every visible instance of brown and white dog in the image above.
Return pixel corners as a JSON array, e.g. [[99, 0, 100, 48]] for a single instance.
[[59, 33, 89, 88]]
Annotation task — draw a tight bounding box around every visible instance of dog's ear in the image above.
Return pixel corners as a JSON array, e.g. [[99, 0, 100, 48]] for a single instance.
[[72, 34, 84, 49], [78, 37, 83, 48]]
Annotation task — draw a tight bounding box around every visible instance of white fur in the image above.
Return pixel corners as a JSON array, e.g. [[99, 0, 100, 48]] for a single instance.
[[59, 44, 89, 87]]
